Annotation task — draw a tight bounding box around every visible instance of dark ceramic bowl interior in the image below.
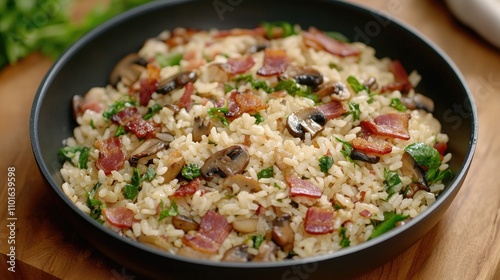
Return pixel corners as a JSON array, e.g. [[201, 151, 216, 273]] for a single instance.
[[30, 0, 477, 279]]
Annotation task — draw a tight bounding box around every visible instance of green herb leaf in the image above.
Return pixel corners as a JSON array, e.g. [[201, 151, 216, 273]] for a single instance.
[[251, 234, 264, 249], [319, 155, 334, 173], [141, 167, 156, 181], [434, 169, 453, 184], [143, 103, 162, 120], [336, 137, 353, 162], [86, 182, 103, 221], [333, 203, 344, 210], [156, 53, 182, 67], [273, 183, 281, 189], [404, 142, 441, 182], [274, 79, 318, 102], [367, 93, 377, 104], [181, 163, 201, 180], [390, 98, 407, 112], [123, 184, 138, 200], [90, 119, 96, 129], [252, 113, 264, 124], [103, 98, 137, 120], [339, 226, 350, 248], [123, 168, 141, 200], [59, 146, 90, 169], [207, 107, 230, 126], [328, 62, 342, 71], [234, 74, 254, 84], [369, 211, 408, 239], [384, 168, 402, 198], [257, 166, 274, 179], [347, 102, 361, 121], [251, 80, 273, 93], [346, 75, 368, 94], [224, 83, 234, 93], [115, 125, 126, 136], [158, 200, 178, 221]]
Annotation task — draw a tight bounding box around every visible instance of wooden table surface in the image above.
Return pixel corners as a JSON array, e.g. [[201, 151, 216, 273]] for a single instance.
[[1, 0, 499, 279]]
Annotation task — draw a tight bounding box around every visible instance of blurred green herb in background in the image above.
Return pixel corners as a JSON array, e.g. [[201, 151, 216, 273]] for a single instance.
[[0, 0, 151, 69]]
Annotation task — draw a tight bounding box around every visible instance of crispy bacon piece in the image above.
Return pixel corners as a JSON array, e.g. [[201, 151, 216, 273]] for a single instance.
[[182, 233, 220, 254], [360, 113, 411, 140], [177, 82, 195, 110], [303, 28, 360, 57], [125, 119, 156, 139], [139, 64, 160, 106], [315, 101, 347, 120], [381, 60, 413, 94], [102, 206, 136, 228], [257, 48, 288, 76], [95, 137, 126, 175], [111, 106, 138, 125], [182, 210, 232, 254], [111, 107, 155, 138], [285, 176, 322, 198], [173, 178, 201, 197], [304, 207, 334, 235], [220, 56, 255, 74], [226, 90, 269, 120], [351, 138, 392, 155]]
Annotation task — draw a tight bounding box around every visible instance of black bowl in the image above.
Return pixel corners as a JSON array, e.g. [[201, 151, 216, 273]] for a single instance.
[[30, 0, 478, 279]]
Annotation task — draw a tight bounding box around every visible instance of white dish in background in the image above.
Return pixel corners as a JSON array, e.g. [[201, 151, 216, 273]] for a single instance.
[[445, 0, 500, 48]]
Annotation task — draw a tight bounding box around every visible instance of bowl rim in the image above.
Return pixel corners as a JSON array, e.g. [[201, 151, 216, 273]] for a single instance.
[[30, 0, 478, 269]]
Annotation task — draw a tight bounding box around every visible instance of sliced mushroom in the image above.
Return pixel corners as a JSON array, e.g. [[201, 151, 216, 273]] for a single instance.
[[109, 53, 147, 86], [401, 93, 434, 113], [363, 76, 378, 91], [248, 44, 268, 53], [401, 151, 430, 193], [413, 93, 435, 112], [157, 71, 198, 94], [138, 235, 173, 251], [280, 65, 323, 87], [286, 107, 326, 139], [192, 117, 213, 142], [253, 241, 278, 262], [201, 145, 250, 181], [221, 245, 252, 262], [350, 149, 380, 164], [315, 81, 351, 100], [129, 138, 167, 167], [172, 215, 200, 232], [163, 149, 185, 182], [177, 246, 212, 259], [223, 174, 261, 193], [232, 218, 258, 234], [272, 214, 294, 254]]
